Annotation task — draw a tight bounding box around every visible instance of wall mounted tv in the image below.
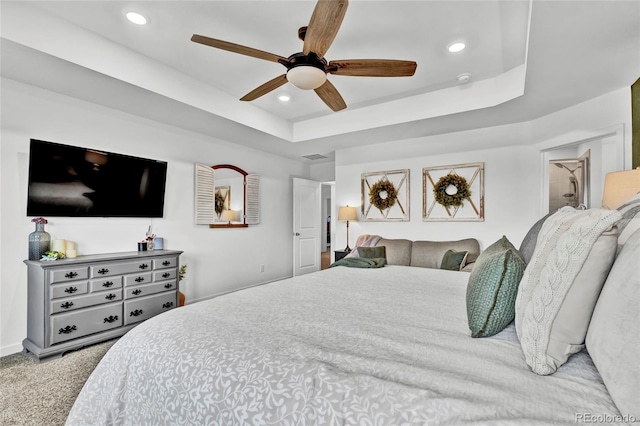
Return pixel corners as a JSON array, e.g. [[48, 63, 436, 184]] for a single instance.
[[27, 139, 168, 218]]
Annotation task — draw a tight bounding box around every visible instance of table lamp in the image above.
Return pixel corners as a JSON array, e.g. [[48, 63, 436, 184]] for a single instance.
[[221, 209, 237, 225], [338, 206, 358, 252], [602, 167, 640, 210]]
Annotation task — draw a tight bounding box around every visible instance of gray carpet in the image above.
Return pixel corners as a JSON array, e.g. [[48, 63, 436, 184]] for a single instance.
[[0, 339, 117, 426]]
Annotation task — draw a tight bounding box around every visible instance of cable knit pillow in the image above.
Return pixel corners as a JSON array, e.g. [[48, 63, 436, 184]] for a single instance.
[[515, 207, 621, 375], [466, 236, 526, 338]]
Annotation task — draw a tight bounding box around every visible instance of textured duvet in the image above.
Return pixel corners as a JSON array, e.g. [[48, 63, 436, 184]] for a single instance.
[[66, 266, 623, 425]]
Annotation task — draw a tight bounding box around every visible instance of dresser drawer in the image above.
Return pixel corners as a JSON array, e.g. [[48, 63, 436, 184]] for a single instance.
[[153, 268, 177, 281], [50, 302, 122, 345], [51, 289, 123, 314], [89, 276, 123, 293], [153, 257, 177, 270], [90, 260, 153, 278], [124, 272, 153, 287], [124, 292, 177, 325], [125, 280, 177, 299], [51, 281, 89, 299], [49, 267, 89, 284]]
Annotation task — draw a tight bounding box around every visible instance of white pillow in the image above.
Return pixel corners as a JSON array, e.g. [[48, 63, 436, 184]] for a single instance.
[[515, 207, 621, 375], [586, 228, 640, 419]]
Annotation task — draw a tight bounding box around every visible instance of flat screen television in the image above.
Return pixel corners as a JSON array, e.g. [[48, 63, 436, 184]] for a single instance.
[[27, 139, 167, 218]]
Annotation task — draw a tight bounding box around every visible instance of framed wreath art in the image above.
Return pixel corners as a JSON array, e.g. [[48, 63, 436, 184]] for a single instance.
[[423, 162, 484, 221], [361, 169, 409, 221]]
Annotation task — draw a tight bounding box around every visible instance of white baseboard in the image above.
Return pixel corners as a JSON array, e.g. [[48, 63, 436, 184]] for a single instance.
[[1, 343, 24, 357], [185, 275, 293, 305]]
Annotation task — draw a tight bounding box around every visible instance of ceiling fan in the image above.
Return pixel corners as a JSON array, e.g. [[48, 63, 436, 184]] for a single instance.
[[190, 0, 417, 112]]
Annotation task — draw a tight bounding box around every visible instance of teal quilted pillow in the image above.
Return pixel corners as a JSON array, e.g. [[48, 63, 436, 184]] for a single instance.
[[466, 236, 526, 338]]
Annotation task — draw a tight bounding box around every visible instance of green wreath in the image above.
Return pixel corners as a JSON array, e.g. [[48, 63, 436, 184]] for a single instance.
[[433, 174, 471, 207], [369, 179, 398, 210], [215, 192, 225, 216]]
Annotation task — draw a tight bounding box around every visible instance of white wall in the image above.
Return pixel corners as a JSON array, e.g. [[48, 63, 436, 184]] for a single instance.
[[0, 79, 309, 355], [334, 87, 632, 252]]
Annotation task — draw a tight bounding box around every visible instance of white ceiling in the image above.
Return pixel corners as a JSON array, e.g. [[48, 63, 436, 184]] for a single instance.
[[1, 1, 639, 161]]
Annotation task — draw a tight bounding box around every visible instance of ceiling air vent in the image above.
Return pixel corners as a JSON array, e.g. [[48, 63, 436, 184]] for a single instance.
[[302, 154, 328, 161]]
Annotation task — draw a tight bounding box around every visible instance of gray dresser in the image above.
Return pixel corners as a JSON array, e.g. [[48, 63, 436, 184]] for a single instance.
[[23, 249, 182, 361]]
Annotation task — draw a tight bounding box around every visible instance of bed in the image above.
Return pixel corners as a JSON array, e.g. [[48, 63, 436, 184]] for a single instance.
[[66, 264, 627, 425]]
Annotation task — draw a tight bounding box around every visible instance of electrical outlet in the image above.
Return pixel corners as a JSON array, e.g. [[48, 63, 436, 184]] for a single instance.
[[260, 264, 265, 272]]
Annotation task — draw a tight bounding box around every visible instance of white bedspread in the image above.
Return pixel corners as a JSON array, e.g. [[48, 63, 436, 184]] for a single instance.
[[66, 266, 623, 425]]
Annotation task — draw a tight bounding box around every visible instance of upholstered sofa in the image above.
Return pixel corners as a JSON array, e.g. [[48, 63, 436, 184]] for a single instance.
[[373, 237, 479, 270]]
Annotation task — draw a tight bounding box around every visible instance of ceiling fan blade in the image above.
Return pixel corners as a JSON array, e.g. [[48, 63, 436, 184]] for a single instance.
[[191, 34, 288, 64], [314, 80, 347, 111], [240, 74, 288, 101], [303, 0, 348, 58], [328, 59, 417, 77]]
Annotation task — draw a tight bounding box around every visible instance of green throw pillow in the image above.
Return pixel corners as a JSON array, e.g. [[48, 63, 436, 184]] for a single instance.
[[466, 236, 526, 338], [440, 250, 469, 271], [358, 246, 386, 262]]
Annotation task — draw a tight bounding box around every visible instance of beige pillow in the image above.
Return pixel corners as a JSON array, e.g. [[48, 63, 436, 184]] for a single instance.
[[586, 228, 640, 419], [515, 207, 621, 375]]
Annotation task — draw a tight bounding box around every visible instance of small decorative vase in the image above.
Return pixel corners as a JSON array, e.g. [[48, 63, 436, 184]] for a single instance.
[[138, 242, 148, 251], [28, 223, 51, 261], [147, 239, 154, 251]]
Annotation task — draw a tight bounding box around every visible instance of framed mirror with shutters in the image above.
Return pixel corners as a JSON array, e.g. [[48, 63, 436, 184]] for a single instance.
[[194, 164, 260, 228]]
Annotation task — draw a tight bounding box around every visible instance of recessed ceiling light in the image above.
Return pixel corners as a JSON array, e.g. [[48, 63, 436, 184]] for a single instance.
[[278, 94, 291, 102], [448, 42, 466, 53], [126, 12, 147, 25]]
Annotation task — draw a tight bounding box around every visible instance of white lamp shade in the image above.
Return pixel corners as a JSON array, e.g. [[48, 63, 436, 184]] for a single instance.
[[602, 168, 640, 209], [221, 210, 237, 222], [286, 66, 327, 90], [338, 206, 358, 222]]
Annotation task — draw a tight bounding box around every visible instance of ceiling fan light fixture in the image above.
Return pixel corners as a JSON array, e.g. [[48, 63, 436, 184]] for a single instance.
[[287, 65, 327, 90]]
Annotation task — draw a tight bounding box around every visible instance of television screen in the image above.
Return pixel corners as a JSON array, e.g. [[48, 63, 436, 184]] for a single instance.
[[27, 139, 167, 217]]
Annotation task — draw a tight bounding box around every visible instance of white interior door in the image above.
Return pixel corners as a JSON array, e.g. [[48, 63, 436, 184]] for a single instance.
[[293, 178, 321, 276]]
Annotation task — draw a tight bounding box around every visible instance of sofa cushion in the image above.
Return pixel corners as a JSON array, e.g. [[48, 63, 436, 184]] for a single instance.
[[411, 239, 480, 269], [515, 207, 621, 375], [440, 250, 469, 271], [586, 228, 640, 419], [375, 239, 412, 266], [358, 246, 386, 262], [466, 236, 526, 338]]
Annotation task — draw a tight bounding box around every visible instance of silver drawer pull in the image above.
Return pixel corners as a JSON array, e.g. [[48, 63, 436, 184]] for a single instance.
[[162, 302, 174, 309], [138, 263, 149, 269], [130, 309, 143, 317], [102, 281, 114, 288], [60, 301, 74, 309], [64, 272, 78, 279], [103, 315, 119, 323], [134, 277, 145, 283], [162, 260, 171, 266], [132, 289, 142, 295], [58, 325, 77, 334], [97, 268, 109, 275], [64, 286, 78, 294], [105, 293, 117, 300], [164, 283, 173, 289]]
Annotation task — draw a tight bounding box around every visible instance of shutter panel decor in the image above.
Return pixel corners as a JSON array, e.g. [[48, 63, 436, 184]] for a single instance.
[[245, 174, 260, 225], [194, 163, 215, 225]]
